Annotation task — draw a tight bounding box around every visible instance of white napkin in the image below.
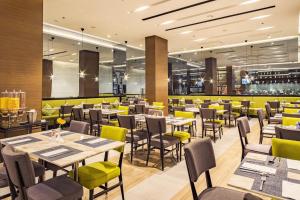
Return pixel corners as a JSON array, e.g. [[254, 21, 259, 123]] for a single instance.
[[86, 138, 102, 144], [282, 180, 300, 200], [241, 162, 276, 174], [245, 153, 267, 162], [7, 138, 31, 145], [41, 148, 69, 157], [287, 159, 300, 171]]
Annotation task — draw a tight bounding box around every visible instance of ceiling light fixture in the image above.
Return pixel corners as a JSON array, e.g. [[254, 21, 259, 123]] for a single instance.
[[71, 53, 77, 56], [180, 30, 193, 35], [194, 38, 206, 42], [49, 48, 55, 52], [250, 14, 271, 20], [257, 26, 273, 31], [240, 0, 260, 6], [107, 34, 111, 38], [134, 5, 150, 13], [69, 59, 74, 62], [160, 20, 175, 26], [51, 56, 56, 59]]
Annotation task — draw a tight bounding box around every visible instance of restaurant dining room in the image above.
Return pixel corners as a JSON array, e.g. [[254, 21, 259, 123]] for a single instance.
[[1, 0, 300, 199]]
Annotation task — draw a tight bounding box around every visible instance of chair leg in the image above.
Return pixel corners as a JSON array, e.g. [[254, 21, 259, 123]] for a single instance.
[[89, 189, 94, 200], [259, 134, 263, 144], [146, 145, 151, 166], [82, 159, 86, 166], [130, 141, 134, 163], [160, 148, 164, 171], [179, 142, 182, 161], [105, 183, 108, 195], [119, 174, 125, 200], [53, 170, 57, 177]]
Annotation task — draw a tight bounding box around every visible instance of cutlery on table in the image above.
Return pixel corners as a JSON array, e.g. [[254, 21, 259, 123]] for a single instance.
[[259, 173, 267, 191]]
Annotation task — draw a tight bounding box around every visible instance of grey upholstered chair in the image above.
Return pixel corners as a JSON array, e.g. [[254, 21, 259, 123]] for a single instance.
[[83, 103, 94, 109], [267, 101, 280, 113], [184, 138, 262, 200], [200, 103, 210, 108], [145, 117, 179, 171], [89, 109, 109, 136], [200, 108, 223, 142], [59, 105, 74, 119], [275, 126, 300, 141], [1, 145, 83, 200], [241, 100, 250, 117], [185, 99, 193, 105], [257, 109, 276, 144], [172, 98, 179, 106], [204, 99, 211, 104], [223, 103, 239, 127], [118, 115, 147, 163], [72, 108, 84, 121], [69, 120, 90, 135], [265, 103, 281, 124], [237, 117, 271, 160], [135, 104, 145, 114]]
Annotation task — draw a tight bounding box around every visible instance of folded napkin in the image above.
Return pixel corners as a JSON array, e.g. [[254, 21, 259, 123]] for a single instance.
[[282, 180, 300, 200], [241, 162, 276, 174]]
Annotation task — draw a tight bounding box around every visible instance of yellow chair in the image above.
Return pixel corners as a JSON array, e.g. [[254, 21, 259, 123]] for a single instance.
[[284, 108, 300, 114], [109, 106, 129, 126], [282, 117, 300, 126], [272, 138, 300, 161], [70, 126, 126, 200], [152, 102, 165, 110]]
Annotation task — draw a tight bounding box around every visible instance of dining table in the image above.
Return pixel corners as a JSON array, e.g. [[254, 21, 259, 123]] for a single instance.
[[0, 130, 124, 182], [228, 152, 300, 200]]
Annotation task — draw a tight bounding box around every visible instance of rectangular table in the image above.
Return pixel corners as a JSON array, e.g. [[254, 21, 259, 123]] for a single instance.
[[0, 130, 124, 181], [228, 152, 300, 199]]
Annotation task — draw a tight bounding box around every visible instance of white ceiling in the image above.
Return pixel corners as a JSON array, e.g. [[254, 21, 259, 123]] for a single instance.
[[44, 0, 300, 52]]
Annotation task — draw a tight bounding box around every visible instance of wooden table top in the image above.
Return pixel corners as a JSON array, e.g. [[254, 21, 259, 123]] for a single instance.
[[0, 131, 124, 168]]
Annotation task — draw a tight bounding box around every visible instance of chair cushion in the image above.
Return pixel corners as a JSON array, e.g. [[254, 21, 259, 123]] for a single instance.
[[42, 103, 55, 116], [262, 127, 275, 135], [204, 122, 222, 128], [71, 161, 120, 190], [198, 187, 253, 200], [165, 131, 190, 142], [109, 119, 119, 127], [245, 144, 271, 154], [27, 175, 83, 200], [150, 135, 179, 148]]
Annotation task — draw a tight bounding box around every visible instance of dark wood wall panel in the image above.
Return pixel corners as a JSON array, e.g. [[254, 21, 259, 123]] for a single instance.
[[42, 59, 53, 98], [0, 0, 43, 117], [145, 36, 168, 115], [204, 57, 217, 95], [79, 50, 99, 97], [226, 66, 234, 95]]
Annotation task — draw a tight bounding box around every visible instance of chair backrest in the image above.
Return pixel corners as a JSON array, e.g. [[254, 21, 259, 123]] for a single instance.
[[173, 106, 185, 112], [272, 138, 300, 161], [203, 99, 211, 103], [268, 101, 280, 109], [83, 104, 94, 109], [1, 145, 35, 199], [265, 103, 272, 118], [185, 99, 193, 104], [184, 138, 216, 199], [223, 103, 232, 112], [89, 109, 103, 123], [72, 108, 84, 121], [101, 126, 126, 152], [118, 106, 129, 115], [241, 100, 250, 107], [148, 109, 163, 116], [145, 117, 166, 137], [60, 105, 74, 115], [257, 109, 265, 129], [135, 104, 145, 114], [201, 103, 210, 108], [69, 120, 90, 134], [185, 104, 196, 109], [102, 102, 110, 105], [275, 126, 300, 141], [172, 99, 179, 105], [237, 117, 250, 150], [175, 111, 194, 119], [200, 108, 216, 121], [121, 102, 130, 106], [223, 100, 231, 103], [118, 115, 136, 130]]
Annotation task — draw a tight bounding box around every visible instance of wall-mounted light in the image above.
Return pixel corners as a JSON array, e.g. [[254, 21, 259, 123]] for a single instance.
[[79, 70, 86, 78], [124, 74, 129, 81], [168, 78, 170, 82], [178, 79, 182, 83], [50, 74, 54, 80], [95, 77, 99, 82], [210, 79, 213, 83]]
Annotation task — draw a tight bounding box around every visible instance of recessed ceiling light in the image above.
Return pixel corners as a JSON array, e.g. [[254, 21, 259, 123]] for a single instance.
[[51, 57, 56, 59], [71, 53, 77, 56], [160, 20, 175, 26], [139, 44, 143, 47], [49, 48, 54, 52], [240, 0, 260, 5], [257, 26, 273, 31], [69, 59, 74, 62], [77, 42, 81, 45], [180, 30, 193, 35], [267, 35, 272, 39], [107, 34, 111, 38], [134, 5, 150, 12], [194, 38, 206, 42], [250, 15, 271, 20]]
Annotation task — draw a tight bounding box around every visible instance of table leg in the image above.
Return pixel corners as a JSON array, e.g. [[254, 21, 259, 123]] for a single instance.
[[73, 161, 79, 182]]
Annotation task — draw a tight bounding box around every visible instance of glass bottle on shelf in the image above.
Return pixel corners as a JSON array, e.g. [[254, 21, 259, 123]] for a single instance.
[[0, 90, 9, 115]]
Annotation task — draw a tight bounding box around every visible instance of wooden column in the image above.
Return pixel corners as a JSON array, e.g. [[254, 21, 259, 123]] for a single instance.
[[226, 66, 235, 95], [145, 36, 168, 115], [204, 57, 217, 95], [168, 62, 173, 95], [79, 50, 99, 97], [42, 59, 53, 98], [0, 0, 43, 117]]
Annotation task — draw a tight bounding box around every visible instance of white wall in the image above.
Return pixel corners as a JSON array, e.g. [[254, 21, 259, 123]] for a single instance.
[[51, 61, 79, 97], [126, 67, 145, 94], [99, 65, 113, 93]]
